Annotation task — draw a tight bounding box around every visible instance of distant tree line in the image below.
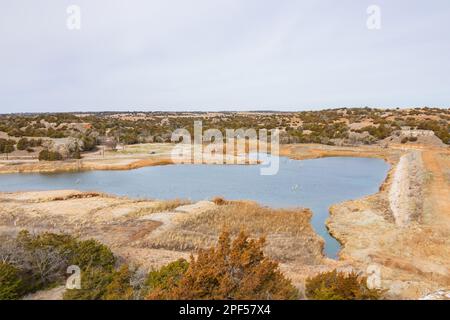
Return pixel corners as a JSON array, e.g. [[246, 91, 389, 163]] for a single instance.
[[0, 108, 448, 148]]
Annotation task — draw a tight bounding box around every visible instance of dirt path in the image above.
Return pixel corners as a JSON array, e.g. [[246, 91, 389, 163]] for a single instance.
[[140, 201, 216, 238], [388, 151, 424, 227], [23, 286, 65, 300], [422, 148, 450, 226]]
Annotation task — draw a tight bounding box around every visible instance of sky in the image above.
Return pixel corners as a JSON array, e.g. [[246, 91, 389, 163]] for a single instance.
[[0, 0, 449, 113]]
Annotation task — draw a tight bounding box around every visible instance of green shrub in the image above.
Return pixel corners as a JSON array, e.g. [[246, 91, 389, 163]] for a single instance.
[[18, 231, 115, 270], [38, 149, 63, 161], [17, 230, 75, 249], [69, 239, 116, 271], [305, 270, 384, 300], [147, 231, 299, 300], [82, 135, 97, 151], [64, 265, 136, 300], [0, 262, 23, 300], [46, 128, 66, 138], [14, 231, 115, 294], [17, 138, 43, 150], [0, 139, 15, 154], [63, 267, 113, 300], [360, 124, 393, 140], [145, 259, 189, 299], [103, 265, 135, 300], [17, 138, 29, 150], [120, 133, 139, 145]]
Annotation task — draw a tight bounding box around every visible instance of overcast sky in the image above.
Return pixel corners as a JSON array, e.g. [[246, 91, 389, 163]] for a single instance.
[[1, 0, 449, 113]]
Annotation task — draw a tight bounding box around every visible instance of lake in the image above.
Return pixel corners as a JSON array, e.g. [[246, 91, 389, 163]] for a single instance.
[[0, 156, 389, 259]]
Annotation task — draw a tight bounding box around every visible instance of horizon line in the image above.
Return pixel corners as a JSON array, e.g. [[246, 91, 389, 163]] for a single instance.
[[1, 105, 449, 116]]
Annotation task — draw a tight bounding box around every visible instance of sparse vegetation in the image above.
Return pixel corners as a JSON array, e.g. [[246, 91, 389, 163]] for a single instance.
[[0, 108, 448, 154]]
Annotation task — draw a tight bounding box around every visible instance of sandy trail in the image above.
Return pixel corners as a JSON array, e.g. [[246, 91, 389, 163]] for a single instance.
[[389, 151, 424, 227], [422, 148, 450, 226], [139, 200, 216, 238]]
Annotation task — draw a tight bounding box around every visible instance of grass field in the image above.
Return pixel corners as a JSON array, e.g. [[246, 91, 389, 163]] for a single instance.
[[146, 200, 324, 265]]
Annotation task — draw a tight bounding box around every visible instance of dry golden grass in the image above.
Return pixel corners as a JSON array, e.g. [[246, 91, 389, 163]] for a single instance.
[[127, 158, 174, 169], [128, 199, 191, 218], [146, 201, 324, 264], [48, 192, 103, 202]]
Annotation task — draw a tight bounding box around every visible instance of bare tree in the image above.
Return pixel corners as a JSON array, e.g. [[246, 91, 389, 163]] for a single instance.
[[130, 266, 148, 300], [25, 247, 68, 285], [0, 236, 25, 265]]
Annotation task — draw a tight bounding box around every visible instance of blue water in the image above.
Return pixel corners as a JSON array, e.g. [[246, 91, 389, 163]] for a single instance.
[[0, 156, 389, 259]]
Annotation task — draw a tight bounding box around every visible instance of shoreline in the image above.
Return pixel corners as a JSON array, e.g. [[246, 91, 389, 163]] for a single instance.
[[1, 143, 448, 299], [0, 143, 399, 260], [326, 145, 450, 299], [0, 143, 397, 174]]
